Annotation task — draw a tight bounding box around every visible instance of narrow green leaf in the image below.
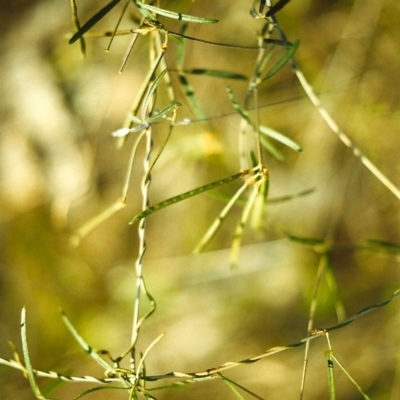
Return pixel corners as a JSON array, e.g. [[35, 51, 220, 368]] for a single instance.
[[130, 171, 245, 224], [178, 73, 207, 120], [259, 135, 285, 161], [251, 178, 269, 235], [267, 188, 314, 204], [74, 385, 127, 399], [70, 0, 86, 56], [61, 309, 111, 371], [138, 4, 218, 24], [226, 87, 253, 126], [69, 0, 121, 44], [176, 23, 188, 68], [264, 38, 293, 47], [221, 374, 266, 400], [365, 240, 400, 253], [261, 39, 300, 81], [141, 68, 169, 121], [260, 125, 302, 152], [330, 354, 371, 400], [265, 0, 292, 17], [21, 308, 54, 399], [259, 0, 267, 13], [147, 102, 181, 124], [256, 50, 273, 78], [230, 186, 259, 268], [183, 69, 247, 80], [288, 235, 325, 246]]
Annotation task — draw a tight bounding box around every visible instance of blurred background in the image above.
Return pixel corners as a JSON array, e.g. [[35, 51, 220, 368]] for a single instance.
[[0, 0, 399, 399]]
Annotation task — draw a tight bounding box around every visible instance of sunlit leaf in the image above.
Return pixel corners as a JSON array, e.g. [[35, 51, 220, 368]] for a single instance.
[[130, 171, 245, 224], [138, 4, 218, 24]]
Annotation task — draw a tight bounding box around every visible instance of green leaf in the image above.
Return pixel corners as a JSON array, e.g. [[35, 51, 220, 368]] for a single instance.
[[69, 0, 121, 44], [70, 0, 86, 56], [183, 69, 247, 80], [178, 73, 207, 120], [259, 136, 285, 161], [176, 23, 188, 68], [138, 4, 219, 24], [21, 308, 55, 400], [141, 68, 169, 121], [226, 87, 253, 126], [130, 171, 245, 224], [288, 235, 325, 246], [260, 125, 302, 152], [265, 0, 292, 17], [365, 240, 400, 253], [261, 39, 300, 81]]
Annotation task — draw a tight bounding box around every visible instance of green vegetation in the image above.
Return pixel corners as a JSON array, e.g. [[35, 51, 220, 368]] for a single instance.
[[0, 1, 399, 399]]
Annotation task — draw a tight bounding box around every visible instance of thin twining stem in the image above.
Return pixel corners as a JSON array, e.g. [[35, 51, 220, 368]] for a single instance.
[[2, 289, 399, 386]]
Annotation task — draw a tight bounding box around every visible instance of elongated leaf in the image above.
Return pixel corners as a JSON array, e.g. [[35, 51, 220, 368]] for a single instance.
[[264, 38, 293, 47], [256, 50, 273, 78], [267, 188, 314, 204], [70, 0, 86, 56], [176, 23, 188, 68], [226, 87, 253, 126], [266, 0, 292, 17], [69, 0, 121, 44], [178, 73, 207, 119], [61, 310, 111, 371], [21, 308, 55, 400], [141, 68, 169, 121], [221, 374, 266, 400], [365, 240, 400, 253], [259, 0, 267, 13], [130, 171, 245, 224], [183, 69, 247, 80], [261, 40, 300, 81], [260, 125, 302, 152], [330, 354, 371, 400], [288, 235, 325, 246], [259, 136, 284, 161], [138, 4, 218, 24], [147, 102, 181, 124]]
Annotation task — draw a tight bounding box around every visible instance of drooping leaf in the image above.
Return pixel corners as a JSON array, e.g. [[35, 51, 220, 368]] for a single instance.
[[69, 0, 122, 44]]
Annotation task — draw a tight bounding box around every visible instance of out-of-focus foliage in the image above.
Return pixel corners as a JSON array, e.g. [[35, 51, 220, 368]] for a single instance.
[[0, 0, 399, 399]]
